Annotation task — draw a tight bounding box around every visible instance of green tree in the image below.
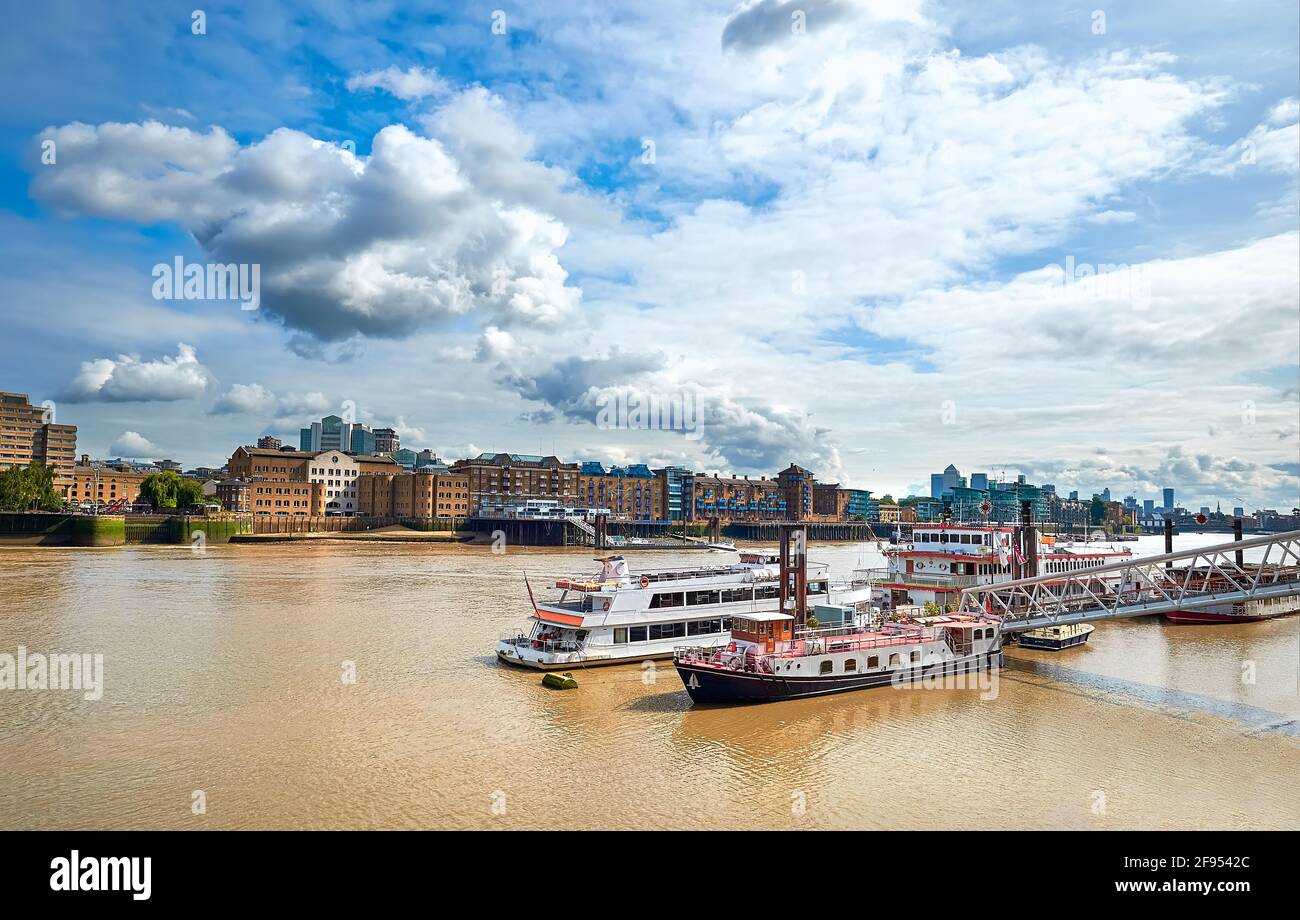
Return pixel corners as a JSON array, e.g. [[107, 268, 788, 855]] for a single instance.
[[139, 471, 205, 510], [1089, 497, 1106, 526], [0, 462, 63, 512], [880, 494, 895, 505]]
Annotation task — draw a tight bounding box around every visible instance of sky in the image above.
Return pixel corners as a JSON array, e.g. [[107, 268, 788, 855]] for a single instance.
[[1, 0, 1297, 510]]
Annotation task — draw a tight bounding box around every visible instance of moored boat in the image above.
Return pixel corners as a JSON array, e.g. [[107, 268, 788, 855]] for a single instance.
[[1016, 622, 1094, 649], [863, 524, 1133, 612], [673, 610, 1003, 704], [496, 553, 873, 670], [1165, 595, 1300, 624]]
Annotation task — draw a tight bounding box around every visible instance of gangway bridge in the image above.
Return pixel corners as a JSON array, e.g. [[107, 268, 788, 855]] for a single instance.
[[957, 530, 1300, 632]]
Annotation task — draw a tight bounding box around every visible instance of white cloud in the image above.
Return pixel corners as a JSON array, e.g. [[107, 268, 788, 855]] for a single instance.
[[209, 383, 331, 417], [346, 66, 449, 101], [61, 343, 213, 403], [109, 431, 161, 457], [32, 102, 585, 343]]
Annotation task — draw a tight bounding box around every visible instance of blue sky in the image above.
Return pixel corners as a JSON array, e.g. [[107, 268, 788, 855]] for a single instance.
[[1, 0, 1297, 508]]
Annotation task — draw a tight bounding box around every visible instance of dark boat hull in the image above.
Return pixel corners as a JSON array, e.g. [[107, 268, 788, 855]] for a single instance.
[[1164, 609, 1278, 625], [1017, 632, 1090, 650], [675, 650, 1002, 704]]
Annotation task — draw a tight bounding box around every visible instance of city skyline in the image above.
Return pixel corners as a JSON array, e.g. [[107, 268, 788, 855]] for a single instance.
[[2, 1, 1297, 510]]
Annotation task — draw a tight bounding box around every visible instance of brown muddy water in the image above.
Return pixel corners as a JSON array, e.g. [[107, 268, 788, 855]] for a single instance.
[[1, 535, 1296, 829]]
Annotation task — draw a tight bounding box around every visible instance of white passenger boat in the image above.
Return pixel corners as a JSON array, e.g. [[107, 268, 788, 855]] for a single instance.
[[863, 524, 1133, 612], [496, 553, 873, 670]]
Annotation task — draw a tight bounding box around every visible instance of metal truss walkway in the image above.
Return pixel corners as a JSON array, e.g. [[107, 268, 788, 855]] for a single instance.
[[956, 530, 1300, 632]]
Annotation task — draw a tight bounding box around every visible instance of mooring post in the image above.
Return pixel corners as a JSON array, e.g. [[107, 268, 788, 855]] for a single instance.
[[1234, 516, 1244, 568], [1164, 515, 1174, 570]]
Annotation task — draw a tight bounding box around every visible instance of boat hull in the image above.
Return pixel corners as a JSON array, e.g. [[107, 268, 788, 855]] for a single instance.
[[675, 649, 1002, 704], [1164, 609, 1278, 625], [1017, 631, 1092, 650]]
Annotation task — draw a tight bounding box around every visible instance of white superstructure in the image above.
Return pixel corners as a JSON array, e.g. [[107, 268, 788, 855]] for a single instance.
[[497, 552, 873, 670], [866, 525, 1133, 611]]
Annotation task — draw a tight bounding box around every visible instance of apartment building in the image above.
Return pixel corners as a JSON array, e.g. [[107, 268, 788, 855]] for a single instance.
[[357, 470, 471, 518], [450, 453, 579, 514], [691, 473, 788, 521], [0, 391, 78, 494], [66, 456, 148, 508], [577, 463, 663, 521]]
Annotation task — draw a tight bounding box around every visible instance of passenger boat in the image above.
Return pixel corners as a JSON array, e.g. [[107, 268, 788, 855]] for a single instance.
[[1165, 595, 1300, 624], [496, 553, 873, 670], [864, 524, 1133, 611], [673, 609, 1003, 704], [1016, 622, 1094, 649]]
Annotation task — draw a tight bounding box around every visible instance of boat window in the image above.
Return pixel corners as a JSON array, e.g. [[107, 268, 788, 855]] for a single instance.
[[628, 626, 647, 642], [688, 619, 724, 636], [889, 654, 901, 668], [721, 588, 752, 603], [756, 585, 780, 600], [820, 660, 834, 674], [868, 656, 880, 669], [614, 627, 628, 644], [686, 590, 720, 606], [844, 659, 857, 672], [650, 592, 684, 609], [721, 618, 732, 631], [648, 622, 686, 640]]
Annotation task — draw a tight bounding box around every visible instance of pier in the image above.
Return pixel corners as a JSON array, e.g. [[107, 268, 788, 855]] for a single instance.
[[958, 530, 1300, 631]]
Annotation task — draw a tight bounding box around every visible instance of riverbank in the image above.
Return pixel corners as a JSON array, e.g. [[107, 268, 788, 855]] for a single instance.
[[231, 525, 473, 543]]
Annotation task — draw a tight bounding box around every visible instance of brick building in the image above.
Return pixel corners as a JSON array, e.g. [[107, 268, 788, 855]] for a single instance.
[[0, 391, 77, 495], [357, 470, 471, 518], [576, 463, 663, 520], [450, 453, 579, 514]]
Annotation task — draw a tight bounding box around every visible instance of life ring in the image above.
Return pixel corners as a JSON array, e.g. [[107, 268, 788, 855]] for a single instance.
[[639, 575, 650, 588]]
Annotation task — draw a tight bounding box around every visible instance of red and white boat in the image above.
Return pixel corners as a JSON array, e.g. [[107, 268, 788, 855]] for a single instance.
[[865, 524, 1133, 612], [1165, 595, 1300, 624]]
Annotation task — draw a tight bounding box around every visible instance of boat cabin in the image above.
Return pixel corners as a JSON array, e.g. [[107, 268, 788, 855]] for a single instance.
[[728, 611, 795, 653]]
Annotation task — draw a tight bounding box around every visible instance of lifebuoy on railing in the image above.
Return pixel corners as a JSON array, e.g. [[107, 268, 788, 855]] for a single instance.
[[640, 575, 650, 588]]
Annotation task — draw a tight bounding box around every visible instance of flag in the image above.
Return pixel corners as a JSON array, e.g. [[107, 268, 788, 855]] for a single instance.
[[996, 535, 1011, 566]]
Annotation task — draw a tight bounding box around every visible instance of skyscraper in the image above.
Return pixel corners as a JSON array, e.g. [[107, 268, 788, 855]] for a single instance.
[[970, 472, 989, 491], [1163, 488, 1175, 512], [930, 464, 960, 498]]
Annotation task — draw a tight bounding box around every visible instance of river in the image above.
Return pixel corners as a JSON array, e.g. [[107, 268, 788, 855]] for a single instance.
[[1, 534, 1296, 829]]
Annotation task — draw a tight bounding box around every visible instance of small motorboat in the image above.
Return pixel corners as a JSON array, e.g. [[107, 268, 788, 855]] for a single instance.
[[1017, 623, 1094, 650]]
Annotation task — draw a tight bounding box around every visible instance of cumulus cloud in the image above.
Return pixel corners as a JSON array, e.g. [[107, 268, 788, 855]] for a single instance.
[[31, 101, 584, 343], [502, 349, 842, 474], [1010, 448, 1299, 510], [209, 382, 331, 417], [109, 431, 161, 457], [346, 65, 449, 100], [60, 343, 213, 403], [722, 0, 926, 53]]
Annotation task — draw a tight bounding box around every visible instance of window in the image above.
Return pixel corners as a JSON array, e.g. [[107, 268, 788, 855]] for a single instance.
[[687, 590, 720, 606], [648, 622, 685, 640], [614, 628, 628, 644], [867, 656, 880, 669], [649, 592, 684, 609], [820, 660, 834, 674], [721, 588, 751, 604], [889, 654, 901, 668], [628, 626, 647, 642]]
